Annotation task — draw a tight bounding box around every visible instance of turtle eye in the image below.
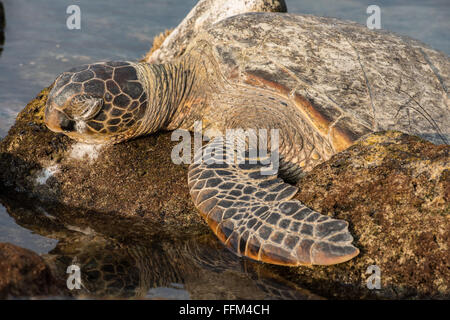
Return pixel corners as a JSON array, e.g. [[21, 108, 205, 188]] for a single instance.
[[70, 94, 103, 120]]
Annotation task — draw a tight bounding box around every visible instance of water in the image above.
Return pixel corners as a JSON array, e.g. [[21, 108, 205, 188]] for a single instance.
[[0, 203, 58, 253], [0, 0, 448, 299]]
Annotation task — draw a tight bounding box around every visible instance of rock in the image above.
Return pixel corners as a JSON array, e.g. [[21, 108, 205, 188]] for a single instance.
[[0, 87, 207, 237], [145, 0, 287, 64], [0, 1, 4, 30], [0, 1, 5, 53], [284, 131, 449, 299], [0, 242, 62, 298]]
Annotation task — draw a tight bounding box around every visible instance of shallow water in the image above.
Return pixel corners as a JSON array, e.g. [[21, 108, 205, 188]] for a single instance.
[[0, 0, 448, 299], [0, 203, 58, 253]]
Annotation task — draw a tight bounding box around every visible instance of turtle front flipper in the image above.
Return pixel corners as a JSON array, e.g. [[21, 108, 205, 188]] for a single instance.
[[188, 137, 359, 266]]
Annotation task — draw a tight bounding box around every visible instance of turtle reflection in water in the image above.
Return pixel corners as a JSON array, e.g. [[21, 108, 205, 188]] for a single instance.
[[1, 194, 317, 299], [44, 11, 449, 266]]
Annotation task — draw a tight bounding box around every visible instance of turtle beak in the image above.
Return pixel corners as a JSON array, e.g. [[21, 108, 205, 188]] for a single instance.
[[44, 106, 76, 133]]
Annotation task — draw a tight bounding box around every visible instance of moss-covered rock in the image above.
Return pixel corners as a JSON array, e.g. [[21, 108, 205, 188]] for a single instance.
[[0, 87, 207, 236], [283, 131, 449, 299]]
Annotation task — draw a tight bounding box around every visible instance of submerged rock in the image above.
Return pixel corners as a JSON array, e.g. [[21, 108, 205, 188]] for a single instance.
[[0, 242, 62, 298]]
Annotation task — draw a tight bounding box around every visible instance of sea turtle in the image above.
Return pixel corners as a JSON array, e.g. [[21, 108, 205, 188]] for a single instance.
[[43, 12, 449, 267]]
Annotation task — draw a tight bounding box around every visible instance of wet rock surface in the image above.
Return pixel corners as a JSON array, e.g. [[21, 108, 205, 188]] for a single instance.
[[1, 89, 448, 299], [0, 242, 63, 298]]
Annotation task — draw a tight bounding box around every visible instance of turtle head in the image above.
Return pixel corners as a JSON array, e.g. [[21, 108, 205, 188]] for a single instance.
[[45, 61, 148, 144]]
